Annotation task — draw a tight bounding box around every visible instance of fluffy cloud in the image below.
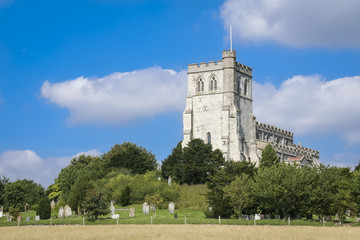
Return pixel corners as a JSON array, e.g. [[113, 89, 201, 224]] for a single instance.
[[253, 75, 360, 145], [221, 0, 360, 48], [0, 149, 100, 187], [41, 67, 187, 125]]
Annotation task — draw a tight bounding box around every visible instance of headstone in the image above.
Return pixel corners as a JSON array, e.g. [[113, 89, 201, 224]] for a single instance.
[[242, 214, 249, 220], [111, 214, 119, 219], [142, 202, 149, 215], [24, 203, 29, 211], [168, 176, 172, 185], [0, 211, 2, 218], [168, 202, 175, 214], [208, 207, 212, 212], [254, 214, 261, 220], [249, 215, 254, 220], [64, 205, 72, 217], [26, 217, 30, 221], [51, 200, 56, 209], [58, 206, 64, 218], [110, 202, 115, 216], [150, 204, 156, 212], [260, 214, 265, 219], [35, 215, 40, 221], [275, 215, 281, 220], [335, 213, 339, 220], [7, 216, 12, 221], [129, 207, 135, 218], [265, 214, 271, 219], [0, 205, 3, 212]]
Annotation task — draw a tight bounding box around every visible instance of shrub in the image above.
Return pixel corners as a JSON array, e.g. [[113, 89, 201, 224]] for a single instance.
[[36, 197, 51, 219], [8, 207, 20, 219]]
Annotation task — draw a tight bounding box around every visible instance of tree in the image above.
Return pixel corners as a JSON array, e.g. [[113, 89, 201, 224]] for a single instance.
[[82, 189, 109, 221], [67, 172, 94, 213], [205, 160, 256, 218], [0, 175, 9, 206], [36, 197, 51, 219], [102, 142, 157, 175], [161, 141, 182, 180], [259, 144, 279, 169], [3, 179, 44, 211], [120, 185, 131, 206], [162, 139, 225, 184], [224, 174, 253, 218]]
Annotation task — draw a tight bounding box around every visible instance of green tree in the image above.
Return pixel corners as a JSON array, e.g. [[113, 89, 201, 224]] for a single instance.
[[0, 175, 9, 206], [8, 206, 20, 219], [3, 179, 44, 211], [205, 160, 256, 218], [67, 172, 94, 213], [82, 189, 109, 221], [161, 141, 182, 180], [36, 197, 51, 219], [102, 142, 157, 175], [45, 182, 62, 201], [120, 185, 131, 206], [259, 144, 279, 169], [162, 139, 225, 185], [224, 174, 253, 218]]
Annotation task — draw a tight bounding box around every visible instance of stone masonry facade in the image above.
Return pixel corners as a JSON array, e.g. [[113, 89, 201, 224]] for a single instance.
[[182, 50, 319, 166]]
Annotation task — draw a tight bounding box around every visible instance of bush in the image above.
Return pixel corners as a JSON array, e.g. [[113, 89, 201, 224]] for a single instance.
[[36, 197, 51, 219], [8, 207, 20, 219]]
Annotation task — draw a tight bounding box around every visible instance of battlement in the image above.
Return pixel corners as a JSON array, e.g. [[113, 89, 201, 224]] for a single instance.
[[222, 50, 236, 58], [256, 121, 293, 138], [273, 143, 320, 159], [188, 60, 223, 72]]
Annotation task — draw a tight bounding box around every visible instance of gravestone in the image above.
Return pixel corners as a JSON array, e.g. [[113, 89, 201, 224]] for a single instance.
[[64, 205, 72, 217], [58, 206, 64, 218], [35, 215, 40, 221], [0, 211, 2, 218], [110, 202, 115, 216], [260, 214, 265, 219], [242, 214, 249, 220], [249, 215, 254, 220], [254, 214, 261, 220], [129, 207, 135, 218], [111, 214, 119, 219], [26, 217, 30, 221], [17, 216, 22, 221], [150, 204, 156, 212], [265, 214, 271, 219], [7, 216, 12, 221], [24, 203, 29, 211], [142, 202, 149, 215], [168, 176, 172, 186], [275, 215, 281, 220], [168, 202, 175, 214], [0, 205, 3, 212], [51, 200, 56, 209]]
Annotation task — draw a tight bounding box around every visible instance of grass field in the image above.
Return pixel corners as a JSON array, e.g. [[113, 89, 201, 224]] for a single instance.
[[0, 225, 360, 240]]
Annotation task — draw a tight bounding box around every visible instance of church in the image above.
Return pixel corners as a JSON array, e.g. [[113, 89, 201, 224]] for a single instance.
[[182, 50, 319, 166]]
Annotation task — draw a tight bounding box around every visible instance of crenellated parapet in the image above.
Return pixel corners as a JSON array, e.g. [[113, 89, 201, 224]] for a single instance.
[[256, 121, 294, 146], [273, 143, 319, 160], [236, 62, 252, 77], [188, 61, 223, 73]]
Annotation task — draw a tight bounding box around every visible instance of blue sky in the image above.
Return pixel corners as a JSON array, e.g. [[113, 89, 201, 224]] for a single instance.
[[1, 0, 360, 187]]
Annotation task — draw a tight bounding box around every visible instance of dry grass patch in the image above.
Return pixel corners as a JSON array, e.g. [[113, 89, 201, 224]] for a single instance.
[[0, 224, 359, 240]]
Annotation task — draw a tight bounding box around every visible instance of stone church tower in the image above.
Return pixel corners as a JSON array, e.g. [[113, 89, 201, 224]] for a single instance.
[[182, 50, 319, 166], [182, 50, 259, 163]]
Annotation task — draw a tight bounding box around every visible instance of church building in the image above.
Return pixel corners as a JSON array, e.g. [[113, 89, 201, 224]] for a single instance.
[[182, 50, 319, 166]]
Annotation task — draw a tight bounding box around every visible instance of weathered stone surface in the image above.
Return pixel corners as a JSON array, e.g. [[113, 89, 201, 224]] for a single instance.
[[150, 204, 156, 212], [142, 202, 149, 215], [35, 216, 40, 221], [110, 202, 115, 216], [26, 217, 30, 221], [58, 206, 64, 218], [64, 205, 72, 217], [129, 207, 135, 218], [0, 211, 2, 218], [168, 202, 175, 214]]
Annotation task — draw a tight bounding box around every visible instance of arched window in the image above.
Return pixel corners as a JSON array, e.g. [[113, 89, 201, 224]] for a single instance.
[[244, 79, 248, 96], [207, 132, 211, 144], [196, 78, 204, 93], [209, 75, 217, 91]]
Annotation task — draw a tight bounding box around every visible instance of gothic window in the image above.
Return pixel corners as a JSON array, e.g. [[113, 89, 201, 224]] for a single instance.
[[196, 78, 204, 93], [244, 79, 248, 96], [207, 132, 211, 144], [209, 75, 217, 91]]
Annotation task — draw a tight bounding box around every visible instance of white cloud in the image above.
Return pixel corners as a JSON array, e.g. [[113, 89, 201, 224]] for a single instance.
[[253, 75, 360, 145], [0, 149, 100, 187], [41, 67, 187, 125], [221, 0, 360, 48], [328, 152, 360, 169]]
